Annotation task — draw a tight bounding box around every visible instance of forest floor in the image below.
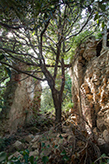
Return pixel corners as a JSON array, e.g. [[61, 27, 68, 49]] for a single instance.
[[0, 111, 108, 164]]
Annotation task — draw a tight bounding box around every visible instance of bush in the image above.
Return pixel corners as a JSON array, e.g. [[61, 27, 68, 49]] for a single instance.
[[0, 138, 5, 151]]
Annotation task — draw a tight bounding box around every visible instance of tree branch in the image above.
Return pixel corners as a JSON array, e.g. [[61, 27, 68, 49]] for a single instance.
[[0, 61, 45, 81], [66, 9, 94, 40], [0, 21, 22, 30], [0, 47, 40, 61]]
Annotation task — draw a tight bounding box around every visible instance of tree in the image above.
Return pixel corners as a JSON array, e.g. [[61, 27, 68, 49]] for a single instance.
[[0, 0, 107, 130], [93, 0, 109, 48]]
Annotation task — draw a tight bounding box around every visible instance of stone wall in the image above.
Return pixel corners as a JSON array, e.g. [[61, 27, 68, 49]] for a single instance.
[[0, 62, 41, 134], [71, 36, 109, 140]]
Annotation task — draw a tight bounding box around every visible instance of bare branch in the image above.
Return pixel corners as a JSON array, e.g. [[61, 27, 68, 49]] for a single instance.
[[0, 47, 40, 61], [0, 21, 22, 30], [0, 21, 34, 31], [0, 61, 46, 81], [66, 10, 95, 40]]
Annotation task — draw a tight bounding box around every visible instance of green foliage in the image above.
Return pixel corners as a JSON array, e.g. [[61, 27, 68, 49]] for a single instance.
[[0, 54, 11, 110], [68, 30, 94, 61], [0, 65, 10, 111], [0, 150, 38, 164], [93, 0, 109, 29], [40, 73, 73, 114], [42, 156, 49, 164], [92, 153, 109, 164], [20, 149, 30, 163], [0, 0, 59, 27], [0, 138, 5, 151], [40, 86, 54, 113], [95, 31, 103, 40], [71, 30, 93, 48], [3, 136, 109, 164], [0, 54, 5, 61], [59, 134, 63, 139], [64, 74, 72, 98], [62, 73, 73, 111], [0, 134, 70, 164], [5, 67, 11, 79], [65, 102, 74, 110], [40, 73, 72, 114], [0, 152, 7, 163]]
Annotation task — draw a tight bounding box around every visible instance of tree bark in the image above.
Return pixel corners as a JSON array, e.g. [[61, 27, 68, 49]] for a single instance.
[[52, 90, 61, 121], [102, 26, 107, 48], [52, 88, 62, 131]]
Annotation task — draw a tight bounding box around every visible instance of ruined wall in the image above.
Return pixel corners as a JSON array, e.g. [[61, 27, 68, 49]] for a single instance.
[[0, 62, 41, 134], [71, 36, 109, 139]]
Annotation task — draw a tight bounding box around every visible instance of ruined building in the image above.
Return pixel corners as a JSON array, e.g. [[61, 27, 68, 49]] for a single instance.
[[0, 62, 41, 134], [71, 32, 109, 143]]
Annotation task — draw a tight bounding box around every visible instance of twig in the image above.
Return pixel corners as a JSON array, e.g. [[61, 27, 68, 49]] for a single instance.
[[94, 156, 109, 163]]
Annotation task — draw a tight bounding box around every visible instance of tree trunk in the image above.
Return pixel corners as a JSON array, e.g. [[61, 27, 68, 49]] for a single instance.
[[51, 88, 62, 131], [54, 98, 62, 123], [102, 26, 107, 49]]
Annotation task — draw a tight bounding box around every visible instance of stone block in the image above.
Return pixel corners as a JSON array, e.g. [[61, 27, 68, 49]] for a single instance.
[[13, 140, 24, 150], [103, 130, 109, 143], [25, 134, 34, 143]]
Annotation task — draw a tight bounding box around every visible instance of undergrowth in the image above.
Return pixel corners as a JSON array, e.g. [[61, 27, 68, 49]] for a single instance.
[[0, 150, 109, 164]]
